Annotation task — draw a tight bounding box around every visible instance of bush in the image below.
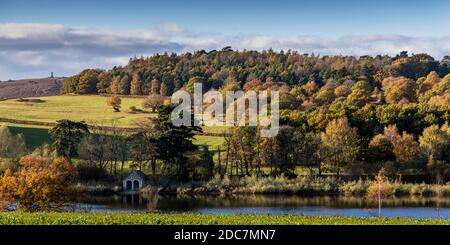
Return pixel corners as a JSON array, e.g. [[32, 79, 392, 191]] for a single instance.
[[0, 155, 78, 211], [0, 158, 19, 175]]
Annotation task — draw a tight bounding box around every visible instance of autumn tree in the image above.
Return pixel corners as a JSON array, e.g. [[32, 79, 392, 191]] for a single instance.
[[420, 124, 450, 180], [383, 125, 419, 163], [428, 93, 450, 107], [314, 85, 336, 105], [320, 117, 359, 177], [76, 69, 100, 94], [366, 168, 392, 217], [334, 83, 352, 98], [142, 94, 164, 112], [110, 76, 121, 94], [130, 72, 142, 95], [368, 134, 395, 163], [420, 124, 450, 162], [149, 79, 161, 95], [346, 81, 372, 107], [382, 77, 417, 103], [160, 81, 169, 96], [0, 155, 78, 211], [107, 96, 122, 112], [302, 81, 319, 96], [420, 71, 441, 93], [97, 71, 112, 93]]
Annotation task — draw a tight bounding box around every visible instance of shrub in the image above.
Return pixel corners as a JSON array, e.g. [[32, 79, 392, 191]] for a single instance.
[[0, 155, 78, 211]]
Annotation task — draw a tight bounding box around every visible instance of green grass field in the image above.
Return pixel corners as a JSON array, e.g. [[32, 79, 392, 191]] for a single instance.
[[5, 124, 52, 150], [1, 122, 224, 151], [0, 95, 230, 134], [0, 212, 448, 225], [0, 95, 154, 127], [0, 95, 226, 150]]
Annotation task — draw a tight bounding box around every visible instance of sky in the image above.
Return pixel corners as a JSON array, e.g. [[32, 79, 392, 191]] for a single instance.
[[1, 0, 450, 80]]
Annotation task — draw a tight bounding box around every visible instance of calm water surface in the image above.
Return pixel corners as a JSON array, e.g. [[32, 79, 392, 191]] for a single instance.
[[74, 194, 450, 219]]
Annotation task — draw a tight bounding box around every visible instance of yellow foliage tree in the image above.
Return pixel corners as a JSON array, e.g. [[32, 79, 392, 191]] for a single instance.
[[367, 168, 392, 217], [0, 155, 78, 211], [106, 96, 122, 112]]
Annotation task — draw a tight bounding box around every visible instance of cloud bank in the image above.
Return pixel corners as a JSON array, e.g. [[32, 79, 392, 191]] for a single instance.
[[1, 23, 450, 80]]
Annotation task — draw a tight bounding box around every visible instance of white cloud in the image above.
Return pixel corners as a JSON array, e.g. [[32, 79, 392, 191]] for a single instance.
[[0, 23, 450, 80]]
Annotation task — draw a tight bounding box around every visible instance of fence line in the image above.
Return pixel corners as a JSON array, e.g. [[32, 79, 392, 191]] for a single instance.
[[0, 117, 227, 136]]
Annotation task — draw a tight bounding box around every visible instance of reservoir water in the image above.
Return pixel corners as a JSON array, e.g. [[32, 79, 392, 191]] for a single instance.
[[73, 194, 450, 219]]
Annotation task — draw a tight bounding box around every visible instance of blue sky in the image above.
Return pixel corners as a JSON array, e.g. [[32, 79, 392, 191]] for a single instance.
[[1, 0, 450, 79], [1, 0, 449, 36]]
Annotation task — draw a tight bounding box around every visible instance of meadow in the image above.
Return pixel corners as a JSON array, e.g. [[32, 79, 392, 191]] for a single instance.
[[0, 95, 153, 127], [0, 95, 226, 150], [0, 123, 225, 151]]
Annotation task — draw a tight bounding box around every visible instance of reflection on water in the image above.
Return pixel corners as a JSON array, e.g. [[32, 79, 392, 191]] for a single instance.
[[74, 194, 450, 219]]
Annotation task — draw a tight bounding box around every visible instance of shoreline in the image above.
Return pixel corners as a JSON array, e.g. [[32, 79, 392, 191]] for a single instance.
[[76, 176, 450, 198]]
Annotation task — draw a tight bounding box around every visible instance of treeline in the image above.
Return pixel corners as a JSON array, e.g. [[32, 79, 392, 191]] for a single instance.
[[61, 49, 450, 96], [222, 118, 450, 182]]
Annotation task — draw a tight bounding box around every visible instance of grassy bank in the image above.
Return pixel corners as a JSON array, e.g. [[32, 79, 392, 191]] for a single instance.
[[142, 175, 450, 197], [0, 212, 449, 225]]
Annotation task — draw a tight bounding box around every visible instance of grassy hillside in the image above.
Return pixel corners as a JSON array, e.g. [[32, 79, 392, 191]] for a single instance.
[[0, 212, 449, 225], [7, 124, 52, 150], [0, 95, 226, 150], [0, 95, 229, 133], [0, 95, 154, 127]]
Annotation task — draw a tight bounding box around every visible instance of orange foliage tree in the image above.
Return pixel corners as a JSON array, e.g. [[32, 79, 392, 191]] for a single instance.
[[0, 155, 78, 211]]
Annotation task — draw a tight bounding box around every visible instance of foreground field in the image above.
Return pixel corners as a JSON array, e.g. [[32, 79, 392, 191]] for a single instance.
[[0, 212, 449, 225]]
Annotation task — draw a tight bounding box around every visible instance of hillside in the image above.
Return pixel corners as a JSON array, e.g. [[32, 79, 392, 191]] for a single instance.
[[0, 77, 65, 100], [0, 95, 150, 127]]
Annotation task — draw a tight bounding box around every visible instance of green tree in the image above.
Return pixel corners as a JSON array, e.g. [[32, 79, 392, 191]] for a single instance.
[[151, 105, 202, 181], [293, 131, 321, 175], [118, 74, 131, 94], [49, 120, 89, 160], [76, 69, 100, 94], [346, 81, 372, 107], [160, 81, 169, 96], [0, 126, 27, 159], [368, 134, 395, 163]]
